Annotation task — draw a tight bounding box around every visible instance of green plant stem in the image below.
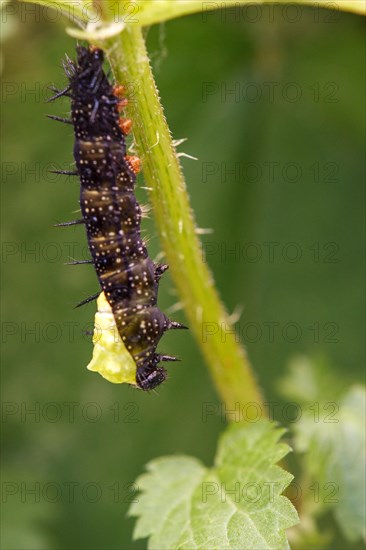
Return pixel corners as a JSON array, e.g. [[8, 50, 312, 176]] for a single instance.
[[97, 20, 264, 416]]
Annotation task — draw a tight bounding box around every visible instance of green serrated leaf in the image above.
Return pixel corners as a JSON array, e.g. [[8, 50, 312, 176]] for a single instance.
[[129, 421, 298, 549], [129, 456, 206, 545], [282, 358, 366, 543]]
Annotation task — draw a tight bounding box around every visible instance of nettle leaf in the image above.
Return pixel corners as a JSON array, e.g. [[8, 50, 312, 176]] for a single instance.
[[282, 357, 366, 543], [129, 421, 298, 549]]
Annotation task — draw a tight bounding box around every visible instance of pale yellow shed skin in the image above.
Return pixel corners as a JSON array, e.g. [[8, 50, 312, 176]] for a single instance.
[[86, 292, 137, 385]]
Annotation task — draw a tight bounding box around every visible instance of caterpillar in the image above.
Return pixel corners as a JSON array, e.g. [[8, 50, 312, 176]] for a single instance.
[[48, 45, 186, 391]]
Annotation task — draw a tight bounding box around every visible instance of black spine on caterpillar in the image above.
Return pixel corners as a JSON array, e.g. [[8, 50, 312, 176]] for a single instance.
[[62, 46, 185, 391]]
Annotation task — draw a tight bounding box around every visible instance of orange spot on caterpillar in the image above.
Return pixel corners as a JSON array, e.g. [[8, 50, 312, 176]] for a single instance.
[[126, 155, 141, 174], [119, 118, 132, 135], [113, 85, 126, 98]]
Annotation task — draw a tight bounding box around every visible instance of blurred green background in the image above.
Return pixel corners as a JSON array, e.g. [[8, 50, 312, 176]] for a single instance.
[[1, 2, 364, 549]]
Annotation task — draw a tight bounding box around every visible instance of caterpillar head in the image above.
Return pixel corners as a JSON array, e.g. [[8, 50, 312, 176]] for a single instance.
[[136, 358, 167, 391], [135, 350, 181, 391]]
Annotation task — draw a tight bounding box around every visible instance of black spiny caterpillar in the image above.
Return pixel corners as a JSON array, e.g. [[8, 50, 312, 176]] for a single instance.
[[49, 45, 186, 391]]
